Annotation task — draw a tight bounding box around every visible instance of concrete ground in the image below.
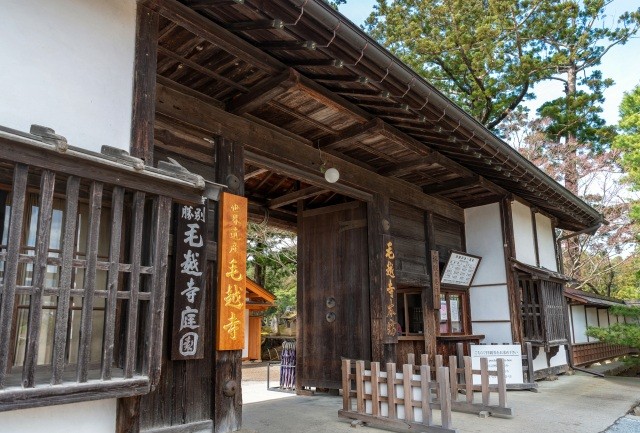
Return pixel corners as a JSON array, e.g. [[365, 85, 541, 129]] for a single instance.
[[240, 362, 640, 433]]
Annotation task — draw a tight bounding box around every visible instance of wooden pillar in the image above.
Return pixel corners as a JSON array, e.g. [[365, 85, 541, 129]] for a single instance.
[[213, 136, 244, 433], [423, 212, 438, 357], [367, 195, 396, 364], [130, 5, 159, 165], [500, 198, 523, 344]]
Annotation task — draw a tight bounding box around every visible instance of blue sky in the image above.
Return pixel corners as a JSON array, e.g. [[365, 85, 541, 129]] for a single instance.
[[338, 0, 640, 125]]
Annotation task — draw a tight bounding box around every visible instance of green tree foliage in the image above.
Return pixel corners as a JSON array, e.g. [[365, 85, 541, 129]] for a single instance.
[[246, 223, 297, 316], [366, 0, 551, 129], [614, 84, 640, 224], [587, 305, 640, 355], [323, 0, 346, 10]]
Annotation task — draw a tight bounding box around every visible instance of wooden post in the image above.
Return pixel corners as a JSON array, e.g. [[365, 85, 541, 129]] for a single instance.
[[420, 364, 432, 426], [497, 358, 507, 408], [130, 5, 159, 164], [367, 195, 397, 364], [423, 212, 438, 358], [448, 356, 458, 400], [386, 362, 397, 419], [464, 357, 473, 404], [213, 135, 244, 433], [356, 361, 365, 414], [480, 358, 490, 406], [500, 198, 524, 345], [342, 359, 351, 411], [438, 367, 452, 429], [371, 362, 380, 416], [402, 363, 414, 423]]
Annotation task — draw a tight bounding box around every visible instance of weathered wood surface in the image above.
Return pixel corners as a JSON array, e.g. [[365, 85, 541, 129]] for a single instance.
[[155, 83, 465, 222], [340, 358, 457, 433], [299, 201, 371, 389], [130, 5, 159, 164], [500, 199, 524, 345]]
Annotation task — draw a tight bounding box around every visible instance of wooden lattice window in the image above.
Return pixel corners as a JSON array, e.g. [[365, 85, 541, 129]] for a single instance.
[[0, 160, 175, 410], [519, 276, 568, 347]]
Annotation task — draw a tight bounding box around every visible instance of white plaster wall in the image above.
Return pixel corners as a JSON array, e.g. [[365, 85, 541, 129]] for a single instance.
[[598, 309, 610, 328], [585, 307, 599, 342], [571, 305, 589, 343], [535, 213, 558, 271], [0, 399, 116, 433], [242, 309, 250, 358], [469, 285, 511, 321], [464, 203, 506, 285], [0, 0, 137, 152], [511, 201, 537, 266], [471, 322, 513, 344], [531, 345, 569, 371]]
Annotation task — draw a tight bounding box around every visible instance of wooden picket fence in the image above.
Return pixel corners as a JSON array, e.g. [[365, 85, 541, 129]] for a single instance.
[[339, 359, 458, 433], [406, 353, 512, 416], [455, 342, 537, 390]]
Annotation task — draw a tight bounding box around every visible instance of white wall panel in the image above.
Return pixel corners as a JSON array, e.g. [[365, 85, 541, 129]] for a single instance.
[[535, 213, 558, 271], [0, 399, 116, 433], [571, 305, 588, 343], [511, 201, 536, 266], [464, 203, 506, 286], [471, 322, 513, 344], [0, 0, 137, 152], [585, 307, 599, 342], [598, 309, 610, 328], [469, 285, 511, 321]]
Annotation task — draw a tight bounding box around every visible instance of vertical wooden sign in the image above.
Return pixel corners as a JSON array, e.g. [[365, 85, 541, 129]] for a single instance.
[[383, 239, 398, 344], [216, 192, 248, 351], [431, 250, 441, 310], [172, 202, 207, 360]]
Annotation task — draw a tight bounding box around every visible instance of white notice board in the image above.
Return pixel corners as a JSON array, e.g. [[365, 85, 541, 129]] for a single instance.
[[440, 251, 481, 287], [470, 344, 523, 385]]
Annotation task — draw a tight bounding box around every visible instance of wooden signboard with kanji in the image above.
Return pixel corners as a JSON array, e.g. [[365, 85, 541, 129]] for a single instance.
[[216, 192, 248, 351], [172, 202, 207, 360]]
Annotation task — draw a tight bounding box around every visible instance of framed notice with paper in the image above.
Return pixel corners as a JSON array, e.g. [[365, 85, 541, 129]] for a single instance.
[[440, 250, 481, 289]]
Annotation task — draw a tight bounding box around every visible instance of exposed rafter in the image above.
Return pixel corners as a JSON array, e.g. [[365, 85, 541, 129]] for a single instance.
[[268, 186, 328, 209], [422, 176, 480, 194], [228, 68, 299, 115], [244, 168, 268, 181]]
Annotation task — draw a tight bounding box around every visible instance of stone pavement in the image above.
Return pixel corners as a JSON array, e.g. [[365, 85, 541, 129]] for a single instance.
[[240, 363, 640, 433]]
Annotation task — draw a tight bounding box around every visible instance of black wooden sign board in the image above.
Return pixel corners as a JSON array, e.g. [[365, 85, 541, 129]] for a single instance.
[[440, 250, 481, 289], [171, 201, 207, 360]]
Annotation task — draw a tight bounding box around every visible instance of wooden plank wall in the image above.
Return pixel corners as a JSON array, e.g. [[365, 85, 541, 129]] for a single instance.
[[389, 202, 429, 287], [298, 201, 370, 389]]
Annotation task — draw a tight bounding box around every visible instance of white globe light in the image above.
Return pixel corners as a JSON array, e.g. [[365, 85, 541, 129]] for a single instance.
[[324, 167, 340, 183]]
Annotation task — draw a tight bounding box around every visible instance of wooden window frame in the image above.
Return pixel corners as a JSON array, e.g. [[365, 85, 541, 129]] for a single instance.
[[0, 128, 205, 412], [397, 289, 423, 337], [438, 288, 469, 336], [518, 275, 568, 348]]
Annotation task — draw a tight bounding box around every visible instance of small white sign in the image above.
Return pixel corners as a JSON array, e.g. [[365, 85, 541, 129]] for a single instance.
[[440, 252, 480, 287], [470, 344, 523, 385]]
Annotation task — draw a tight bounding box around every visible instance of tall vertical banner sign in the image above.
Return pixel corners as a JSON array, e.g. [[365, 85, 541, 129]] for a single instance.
[[217, 192, 248, 351], [172, 202, 207, 360], [383, 239, 398, 344]]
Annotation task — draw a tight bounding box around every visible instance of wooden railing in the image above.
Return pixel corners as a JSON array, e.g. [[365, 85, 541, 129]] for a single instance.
[[0, 125, 206, 411], [340, 359, 457, 433], [572, 342, 635, 366]]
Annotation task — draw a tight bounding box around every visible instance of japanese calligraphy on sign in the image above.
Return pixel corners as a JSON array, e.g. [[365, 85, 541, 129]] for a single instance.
[[384, 240, 398, 343], [440, 251, 482, 288], [216, 193, 248, 351], [172, 202, 207, 360]]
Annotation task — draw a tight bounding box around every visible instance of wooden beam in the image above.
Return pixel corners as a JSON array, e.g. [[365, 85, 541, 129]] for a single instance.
[[130, 5, 159, 164], [258, 40, 317, 51], [268, 186, 327, 209], [377, 157, 436, 177], [319, 119, 381, 150], [184, 0, 243, 8], [292, 59, 344, 68], [157, 46, 249, 92], [144, 0, 283, 74], [156, 84, 465, 222], [228, 69, 299, 115], [422, 176, 480, 194], [226, 19, 284, 32], [244, 168, 268, 181]]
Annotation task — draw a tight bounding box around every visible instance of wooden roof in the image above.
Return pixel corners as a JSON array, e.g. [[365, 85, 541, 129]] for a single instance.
[[246, 278, 275, 310], [148, 0, 602, 231], [564, 288, 626, 308]]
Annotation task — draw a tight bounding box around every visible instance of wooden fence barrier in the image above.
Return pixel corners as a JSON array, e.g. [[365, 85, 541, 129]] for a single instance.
[[339, 359, 458, 433], [407, 353, 513, 417]]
